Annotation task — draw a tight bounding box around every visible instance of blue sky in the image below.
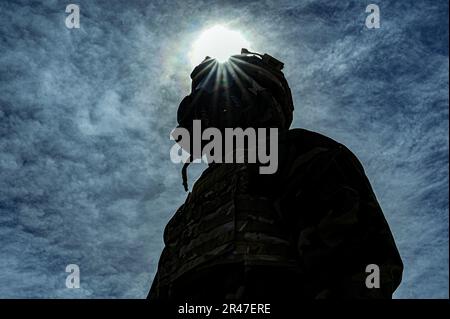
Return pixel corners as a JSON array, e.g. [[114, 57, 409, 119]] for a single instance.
[[0, 0, 448, 298]]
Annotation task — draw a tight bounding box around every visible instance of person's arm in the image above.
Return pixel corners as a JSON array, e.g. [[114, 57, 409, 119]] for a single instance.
[[276, 144, 403, 298]]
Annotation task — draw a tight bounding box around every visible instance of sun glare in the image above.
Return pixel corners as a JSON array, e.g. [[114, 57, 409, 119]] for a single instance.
[[189, 25, 250, 67]]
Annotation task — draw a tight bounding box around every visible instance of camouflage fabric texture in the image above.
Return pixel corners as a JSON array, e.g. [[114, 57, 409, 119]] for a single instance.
[[149, 128, 403, 300]]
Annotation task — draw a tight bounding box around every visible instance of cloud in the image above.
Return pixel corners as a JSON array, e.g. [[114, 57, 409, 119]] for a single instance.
[[0, 0, 447, 298]]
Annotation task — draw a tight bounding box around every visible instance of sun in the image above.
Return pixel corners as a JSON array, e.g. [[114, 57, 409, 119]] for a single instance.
[[189, 25, 250, 67]]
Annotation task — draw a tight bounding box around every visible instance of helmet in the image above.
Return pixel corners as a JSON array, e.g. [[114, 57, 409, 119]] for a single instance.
[[177, 49, 294, 133], [175, 49, 294, 191]]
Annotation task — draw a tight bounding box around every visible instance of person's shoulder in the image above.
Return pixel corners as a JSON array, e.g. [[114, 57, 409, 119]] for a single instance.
[[281, 128, 365, 173], [284, 128, 341, 149]]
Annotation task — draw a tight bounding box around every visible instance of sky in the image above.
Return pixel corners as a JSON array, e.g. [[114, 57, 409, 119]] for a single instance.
[[0, 0, 448, 298]]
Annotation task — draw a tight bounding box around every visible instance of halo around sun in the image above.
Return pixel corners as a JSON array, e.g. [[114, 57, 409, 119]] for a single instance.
[[189, 25, 250, 67]]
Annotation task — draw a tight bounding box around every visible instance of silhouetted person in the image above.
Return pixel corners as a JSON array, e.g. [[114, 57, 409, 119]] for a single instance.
[[148, 50, 403, 300]]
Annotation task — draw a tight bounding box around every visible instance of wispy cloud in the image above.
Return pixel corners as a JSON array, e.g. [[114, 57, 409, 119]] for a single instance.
[[0, 0, 447, 298]]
